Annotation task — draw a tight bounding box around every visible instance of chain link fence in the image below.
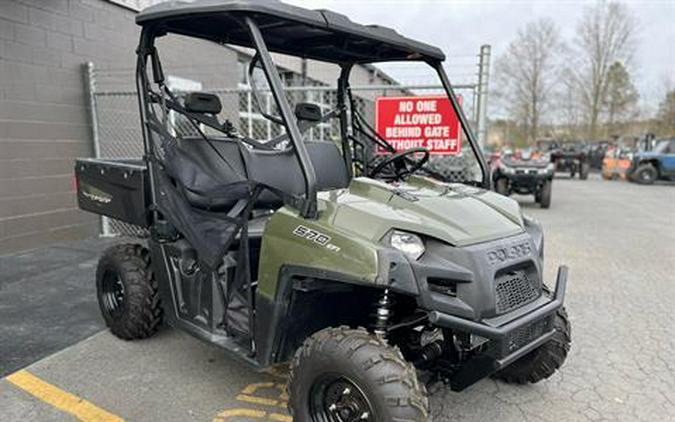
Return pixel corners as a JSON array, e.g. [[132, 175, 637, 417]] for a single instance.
[[86, 64, 482, 236]]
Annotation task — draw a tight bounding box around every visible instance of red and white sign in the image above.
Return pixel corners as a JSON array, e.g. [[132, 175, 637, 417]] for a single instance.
[[375, 95, 462, 155]]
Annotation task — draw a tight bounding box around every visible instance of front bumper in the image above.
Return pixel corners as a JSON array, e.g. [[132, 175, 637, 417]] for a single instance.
[[555, 158, 580, 172], [506, 172, 551, 191], [428, 265, 568, 390]]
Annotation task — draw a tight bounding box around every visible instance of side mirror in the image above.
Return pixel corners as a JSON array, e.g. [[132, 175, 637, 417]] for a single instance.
[[295, 102, 322, 122]]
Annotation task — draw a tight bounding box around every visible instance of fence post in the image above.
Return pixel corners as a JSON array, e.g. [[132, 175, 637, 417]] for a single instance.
[[83, 61, 111, 237], [475, 44, 491, 149]]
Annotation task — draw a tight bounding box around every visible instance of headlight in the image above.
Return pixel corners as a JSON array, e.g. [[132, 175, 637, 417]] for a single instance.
[[537, 163, 554, 175], [536, 164, 551, 174], [390, 230, 425, 260]]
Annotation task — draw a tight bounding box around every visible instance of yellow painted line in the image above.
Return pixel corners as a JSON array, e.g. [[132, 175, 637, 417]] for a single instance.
[[213, 408, 267, 421], [236, 394, 281, 407], [213, 408, 292, 422], [268, 413, 292, 422], [235, 394, 288, 410], [5, 370, 124, 422], [241, 382, 277, 395]]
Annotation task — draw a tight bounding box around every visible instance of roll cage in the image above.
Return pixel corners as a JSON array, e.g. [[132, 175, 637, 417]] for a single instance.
[[135, 0, 490, 223]]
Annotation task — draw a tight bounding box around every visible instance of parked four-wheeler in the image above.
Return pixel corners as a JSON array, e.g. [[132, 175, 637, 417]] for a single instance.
[[538, 140, 590, 179], [493, 150, 554, 208], [627, 137, 675, 184], [75, 2, 570, 421]]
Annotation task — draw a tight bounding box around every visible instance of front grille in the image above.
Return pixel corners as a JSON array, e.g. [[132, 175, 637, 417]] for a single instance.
[[495, 269, 539, 314], [503, 316, 552, 354]]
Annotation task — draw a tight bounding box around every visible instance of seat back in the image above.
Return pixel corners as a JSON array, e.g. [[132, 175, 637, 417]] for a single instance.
[[307, 141, 351, 190], [242, 141, 350, 195], [167, 137, 350, 212]]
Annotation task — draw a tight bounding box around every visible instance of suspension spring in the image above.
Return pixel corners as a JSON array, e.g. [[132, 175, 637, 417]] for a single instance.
[[372, 289, 394, 338]]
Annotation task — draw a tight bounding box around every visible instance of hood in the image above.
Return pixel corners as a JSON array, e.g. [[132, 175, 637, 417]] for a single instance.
[[321, 177, 524, 247], [635, 151, 659, 159], [501, 154, 549, 168]]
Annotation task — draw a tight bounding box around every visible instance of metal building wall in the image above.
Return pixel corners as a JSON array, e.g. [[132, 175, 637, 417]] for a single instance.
[[0, 0, 238, 254]]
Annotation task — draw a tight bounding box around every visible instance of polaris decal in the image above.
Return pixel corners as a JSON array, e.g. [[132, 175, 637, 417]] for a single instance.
[[487, 242, 532, 265], [293, 225, 341, 252], [81, 183, 113, 204]]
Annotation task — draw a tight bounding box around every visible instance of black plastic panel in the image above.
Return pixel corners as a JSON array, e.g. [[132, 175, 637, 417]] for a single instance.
[[75, 158, 149, 227]]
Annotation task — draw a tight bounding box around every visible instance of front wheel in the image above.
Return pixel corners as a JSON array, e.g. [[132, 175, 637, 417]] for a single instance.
[[539, 180, 552, 209], [579, 162, 590, 180], [493, 307, 571, 384], [288, 327, 429, 422], [631, 164, 657, 185]]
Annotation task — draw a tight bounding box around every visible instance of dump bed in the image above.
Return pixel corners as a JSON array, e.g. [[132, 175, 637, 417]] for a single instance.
[[75, 158, 149, 228]]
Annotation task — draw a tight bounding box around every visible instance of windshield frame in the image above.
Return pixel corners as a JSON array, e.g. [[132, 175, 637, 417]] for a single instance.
[[136, 19, 491, 222], [341, 59, 490, 188]]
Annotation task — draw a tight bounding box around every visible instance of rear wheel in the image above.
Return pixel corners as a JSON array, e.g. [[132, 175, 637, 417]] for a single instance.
[[493, 306, 571, 384], [288, 327, 428, 422], [96, 244, 162, 340], [539, 180, 552, 209], [631, 164, 657, 184], [495, 178, 509, 196], [579, 162, 590, 180]]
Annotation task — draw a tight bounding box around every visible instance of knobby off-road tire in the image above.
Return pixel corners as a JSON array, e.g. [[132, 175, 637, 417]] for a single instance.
[[288, 327, 429, 422], [631, 163, 657, 185], [579, 162, 590, 180], [539, 180, 552, 209], [493, 306, 571, 384], [495, 178, 509, 196], [96, 244, 162, 340]]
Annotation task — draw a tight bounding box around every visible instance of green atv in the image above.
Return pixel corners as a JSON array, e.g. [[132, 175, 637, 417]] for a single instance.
[[75, 1, 570, 420]]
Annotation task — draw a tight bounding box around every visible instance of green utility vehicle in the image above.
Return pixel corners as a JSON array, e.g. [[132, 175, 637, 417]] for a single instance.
[[75, 1, 570, 420]]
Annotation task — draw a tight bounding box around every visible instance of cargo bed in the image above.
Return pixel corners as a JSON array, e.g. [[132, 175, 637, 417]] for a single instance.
[[75, 158, 149, 228]]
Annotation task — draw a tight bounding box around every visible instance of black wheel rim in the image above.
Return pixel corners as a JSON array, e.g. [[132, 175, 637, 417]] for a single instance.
[[309, 374, 375, 422], [101, 270, 125, 319]]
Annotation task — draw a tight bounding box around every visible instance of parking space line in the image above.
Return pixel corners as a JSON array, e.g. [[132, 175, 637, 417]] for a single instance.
[[267, 413, 292, 422], [240, 382, 277, 395], [5, 369, 124, 422], [236, 394, 286, 408], [212, 408, 292, 422]]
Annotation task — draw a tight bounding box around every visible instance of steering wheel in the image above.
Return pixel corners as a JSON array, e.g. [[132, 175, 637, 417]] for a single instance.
[[368, 147, 430, 180]]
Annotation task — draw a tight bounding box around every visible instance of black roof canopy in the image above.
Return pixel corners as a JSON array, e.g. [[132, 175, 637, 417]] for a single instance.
[[136, 0, 445, 63]]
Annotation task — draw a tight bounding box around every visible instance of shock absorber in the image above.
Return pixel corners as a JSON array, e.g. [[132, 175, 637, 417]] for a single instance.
[[372, 289, 394, 338]]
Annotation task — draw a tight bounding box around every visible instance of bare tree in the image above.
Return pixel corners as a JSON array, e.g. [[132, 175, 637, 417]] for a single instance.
[[495, 18, 563, 144], [557, 68, 583, 138], [567, 2, 637, 138]]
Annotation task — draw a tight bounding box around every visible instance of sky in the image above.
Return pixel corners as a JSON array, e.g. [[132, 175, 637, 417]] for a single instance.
[[285, 0, 674, 112]]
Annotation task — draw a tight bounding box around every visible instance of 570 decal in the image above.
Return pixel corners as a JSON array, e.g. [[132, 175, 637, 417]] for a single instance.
[[292, 225, 341, 252]]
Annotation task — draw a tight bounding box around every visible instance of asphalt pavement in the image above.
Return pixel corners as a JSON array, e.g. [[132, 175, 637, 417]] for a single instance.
[[1, 175, 674, 421]]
